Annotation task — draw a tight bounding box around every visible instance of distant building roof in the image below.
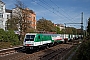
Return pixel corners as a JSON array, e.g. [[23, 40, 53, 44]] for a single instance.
[[25, 8, 35, 14], [55, 24, 64, 27]]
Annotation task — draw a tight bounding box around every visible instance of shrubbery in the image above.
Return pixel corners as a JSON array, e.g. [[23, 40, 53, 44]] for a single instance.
[[75, 39, 90, 60], [0, 29, 20, 47], [72, 17, 90, 60]]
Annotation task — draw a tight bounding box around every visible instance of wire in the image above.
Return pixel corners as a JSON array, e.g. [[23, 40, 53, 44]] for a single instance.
[[32, 0, 81, 24], [32, 0, 64, 19], [38, 0, 76, 23], [49, 0, 80, 23]]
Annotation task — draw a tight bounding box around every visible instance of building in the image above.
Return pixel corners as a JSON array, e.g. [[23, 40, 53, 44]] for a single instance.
[[55, 24, 65, 31], [12, 7, 36, 32], [0, 0, 11, 30], [0, 0, 36, 31], [25, 8, 36, 30]]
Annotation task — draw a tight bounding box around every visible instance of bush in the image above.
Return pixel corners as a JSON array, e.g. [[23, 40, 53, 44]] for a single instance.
[[76, 40, 90, 60], [0, 29, 5, 42], [0, 29, 20, 47]]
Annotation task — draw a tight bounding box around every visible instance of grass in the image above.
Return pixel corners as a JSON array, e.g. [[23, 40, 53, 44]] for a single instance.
[[0, 42, 23, 49], [0, 42, 11, 49]]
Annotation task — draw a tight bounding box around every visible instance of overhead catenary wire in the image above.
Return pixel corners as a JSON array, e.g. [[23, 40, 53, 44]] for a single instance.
[[49, 0, 80, 23], [39, 0, 73, 22], [40, 0, 81, 24], [32, 0, 81, 25], [32, 0, 64, 19]]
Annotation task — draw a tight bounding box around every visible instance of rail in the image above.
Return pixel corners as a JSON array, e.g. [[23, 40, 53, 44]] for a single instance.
[[0, 46, 23, 57]]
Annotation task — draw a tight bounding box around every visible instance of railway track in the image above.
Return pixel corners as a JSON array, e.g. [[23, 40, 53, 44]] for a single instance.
[[0, 46, 23, 57], [39, 45, 70, 60], [0, 43, 74, 60]]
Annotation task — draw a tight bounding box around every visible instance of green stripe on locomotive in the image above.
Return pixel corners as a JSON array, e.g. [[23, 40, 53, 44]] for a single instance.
[[34, 34, 54, 43]]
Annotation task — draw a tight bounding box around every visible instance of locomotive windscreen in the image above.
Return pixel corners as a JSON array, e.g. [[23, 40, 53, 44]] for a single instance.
[[25, 35, 35, 41]]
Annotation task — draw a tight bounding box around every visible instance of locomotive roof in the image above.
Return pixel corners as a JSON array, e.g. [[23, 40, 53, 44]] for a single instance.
[[26, 33, 37, 35]]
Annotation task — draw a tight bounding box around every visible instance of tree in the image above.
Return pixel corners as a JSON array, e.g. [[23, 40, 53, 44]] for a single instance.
[[0, 29, 20, 45], [61, 27, 77, 34], [13, 0, 32, 40], [87, 18, 90, 36], [36, 18, 56, 32], [56, 26, 61, 34], [6, 30, 20, 45], [77, 29, 82, 35], [6, 18, 18, 30]]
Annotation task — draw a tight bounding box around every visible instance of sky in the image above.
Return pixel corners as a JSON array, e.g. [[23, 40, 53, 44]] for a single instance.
[[2, 0, 90, 29]]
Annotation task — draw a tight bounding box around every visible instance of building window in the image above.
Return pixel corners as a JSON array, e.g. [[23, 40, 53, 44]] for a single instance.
[[0, 6, 3, 11], [0, 20, 3, 28], [0, 20, 3, 25], [0, 13, 3, 18], [7, 15, 9, 19], [33, 17, 35, 21]]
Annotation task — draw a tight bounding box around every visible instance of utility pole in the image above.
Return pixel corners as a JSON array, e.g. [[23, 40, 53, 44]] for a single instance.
[[64, 12, 84, 39], [86, 19, 88, 37], [64, 23, 66, 38], [81, 12, 83, 39]]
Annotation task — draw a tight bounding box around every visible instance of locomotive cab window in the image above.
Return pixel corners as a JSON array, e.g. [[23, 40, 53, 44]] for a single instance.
[[25, 35, 35, 41], [26, 35, 35, 39]]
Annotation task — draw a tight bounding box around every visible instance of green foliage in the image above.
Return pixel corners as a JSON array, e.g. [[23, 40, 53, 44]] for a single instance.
[[61, 27, 81, 34], [0, 29, 20, 46], [6, 30, 20, 45], [56, 27, 61, 34], [76, 40, 90, 60], [37, 18, 56, 32], [0, 29, 5, 42], [61, 27, 76, 34]]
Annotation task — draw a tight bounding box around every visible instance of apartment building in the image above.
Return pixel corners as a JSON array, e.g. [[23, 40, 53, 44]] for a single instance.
[[0, 0, 11, 30], [25, 8, 36, 30], [55, 24, 65, 31], [12, 8, 36, 32], [0, 0, 36, 31]]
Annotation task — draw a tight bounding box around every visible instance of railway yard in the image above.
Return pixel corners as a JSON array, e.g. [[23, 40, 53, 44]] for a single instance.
[[0, 40, 80, 60]]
